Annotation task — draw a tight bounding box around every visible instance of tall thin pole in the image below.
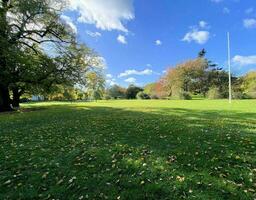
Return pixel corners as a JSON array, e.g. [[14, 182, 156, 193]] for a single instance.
[[227, 32, 232, 103]]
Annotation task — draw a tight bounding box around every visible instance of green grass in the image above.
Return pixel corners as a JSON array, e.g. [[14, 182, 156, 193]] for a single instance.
[[0, 100, 256, 199]]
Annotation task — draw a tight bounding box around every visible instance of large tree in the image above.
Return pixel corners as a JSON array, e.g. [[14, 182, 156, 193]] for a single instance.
[[144, 83, 157, 98], [241, 71, 256, 98], [0, 0, 102, 111], [126, 85, 143, 99], [158, 58, 208, 99], [107, 85, 126, 99], [156, 49, 231, 99], [86, 71, 105, 101], [0, 0, 73, 111]]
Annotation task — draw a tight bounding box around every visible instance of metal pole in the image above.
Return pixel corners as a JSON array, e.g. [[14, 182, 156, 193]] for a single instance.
[[227, 32, 232, 103]]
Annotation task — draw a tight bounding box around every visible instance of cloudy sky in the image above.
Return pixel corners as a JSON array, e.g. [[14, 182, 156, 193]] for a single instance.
[[62, 0, 256, 87]]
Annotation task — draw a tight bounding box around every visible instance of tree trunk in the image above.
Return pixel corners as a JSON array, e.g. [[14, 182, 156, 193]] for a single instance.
[[12, 87, 20, 108], [0, 85, 12, 112], [0, 1, 12, 112]]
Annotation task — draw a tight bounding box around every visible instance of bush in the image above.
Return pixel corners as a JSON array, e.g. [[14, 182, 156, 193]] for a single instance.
[[19, 98, 30, 103], [180, 91, 192, 100], [103, 95, 111, 100], [232, 92, 244, 99], [126, 85, 143, 99], [245, 91, 256, 99], [207, 87, 222, 99], [136, 91, 151, 99], [150, 95, 159, 99]]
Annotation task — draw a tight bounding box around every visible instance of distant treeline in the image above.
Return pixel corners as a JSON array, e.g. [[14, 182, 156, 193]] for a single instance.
[[23, 49, 256, 102], [104, 49, 256, 100]]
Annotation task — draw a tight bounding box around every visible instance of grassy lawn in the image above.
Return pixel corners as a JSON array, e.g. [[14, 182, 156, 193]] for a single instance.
[[0, 100, 256, 199]]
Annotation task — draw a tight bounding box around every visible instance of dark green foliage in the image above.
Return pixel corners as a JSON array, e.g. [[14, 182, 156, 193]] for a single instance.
[[136, 91, 151, 99], [0, 0, 102, 111], [198, 48, 206, 58], [180, 91, 192, 100], [126, 85, 143, 99]]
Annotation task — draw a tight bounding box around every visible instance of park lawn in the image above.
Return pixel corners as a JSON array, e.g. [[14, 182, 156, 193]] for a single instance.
[[0, 100, 256, 200]]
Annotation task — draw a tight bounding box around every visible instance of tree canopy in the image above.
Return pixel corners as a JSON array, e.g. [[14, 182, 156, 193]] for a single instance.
[[0, 0, 103, 111]]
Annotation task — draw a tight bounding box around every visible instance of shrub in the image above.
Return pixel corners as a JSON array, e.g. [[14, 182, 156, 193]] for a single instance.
[[107, 85, 126, 99], [126, 85, 143, 99], [136, 91, 151, 99], [19, 98, 30, 103], [103, 95, 111, 100], [207, 87, 222, 99], [150, 95, 159, 99], [180, 91, 192, 100], [232, 92, 244, 99], [246, 91, 256, 99]]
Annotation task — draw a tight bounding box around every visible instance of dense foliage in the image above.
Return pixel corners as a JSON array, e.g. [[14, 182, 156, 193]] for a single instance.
[[126, 85, 143, 99], [136, 91, 150, 99], [0, 0, 103, 111], [154, 50, 256, 100], [106, 85, 126, 99]]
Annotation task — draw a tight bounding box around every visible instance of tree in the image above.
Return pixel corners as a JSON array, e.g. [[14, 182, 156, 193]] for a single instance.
[[0, 0, 103, 111], [156, 49, 232, 99], [107, 85, 126, 99], [0, 0, 79, 111], [207, 70, 230, 98], [12, 43, 98, 107], [136, 91, 150, 99], [198, 48, 206, 58], [241, 71, 256, 98], [144, 83, 157, 98], [63, 87, 78, 101], [86, 71, 105, 101], [155, 78, 168, 99], [207, 87, 222, 99], [126, 85, 143, 99], [159, 58, 208, 99]]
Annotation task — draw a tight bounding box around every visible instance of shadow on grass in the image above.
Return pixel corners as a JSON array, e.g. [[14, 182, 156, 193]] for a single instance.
[[0, 105, 255, 199]]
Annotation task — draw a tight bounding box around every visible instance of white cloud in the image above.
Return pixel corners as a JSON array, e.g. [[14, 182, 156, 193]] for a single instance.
[[60, 15, 77, 34], [232, 55, 256, 66], [106, 79, 116, 86], [86, 31, 101, 38], [199, 21, 208, 28], [245, 7, 254, 15], [146, 64, 152, 67], [118, 69, 153, 77], [243, 18, 256, 28], [223, 7, 230, 14], [106, 74, 113, 78], [124, 77, 136, 83], [117, 34, 127, 44], [155, 40, 162, 45], [67, 0, 134, 32], [106, 74, 116, 86], [182, 29, 210, 44]]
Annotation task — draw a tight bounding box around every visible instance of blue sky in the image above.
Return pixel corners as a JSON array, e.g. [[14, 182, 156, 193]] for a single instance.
[[62, 0, 256, 87]]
